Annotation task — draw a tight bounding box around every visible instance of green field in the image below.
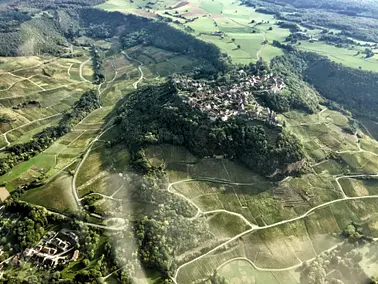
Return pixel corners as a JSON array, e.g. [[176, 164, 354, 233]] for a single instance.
[[298, 41, 378, 72], [97, 0, 378, 71]]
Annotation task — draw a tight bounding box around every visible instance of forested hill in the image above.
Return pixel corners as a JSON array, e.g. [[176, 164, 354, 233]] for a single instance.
[[0, 0, 105, 10], [113, 81, 305, 178], [0, 7, 226, 71], [272, 51, 378, 120]]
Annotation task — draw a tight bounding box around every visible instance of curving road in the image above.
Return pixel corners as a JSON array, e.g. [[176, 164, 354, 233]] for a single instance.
[[79, 58, 92, 83], [122, 51, 144, 89], [71, 125, 115, 210], [215, 242, 342, 274], [80, 192, 122, 202], [256, 32, 267, 59]]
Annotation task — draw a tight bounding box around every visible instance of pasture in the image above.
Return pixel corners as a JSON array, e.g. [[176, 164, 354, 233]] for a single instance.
[[298, 40, 378, 73]]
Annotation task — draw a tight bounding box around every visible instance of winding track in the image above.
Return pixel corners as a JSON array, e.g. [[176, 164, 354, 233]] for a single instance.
[[167, 125, 378, 279], [79, 58, 92, 83], [71, 125, 115, 210], [80, 192, 122, 202], [122, 51, 144, 89], [215, 242, 342, 273], [173, 189, 378, 280], [170, 108, 378, 281], [256, 32, 267, 59]]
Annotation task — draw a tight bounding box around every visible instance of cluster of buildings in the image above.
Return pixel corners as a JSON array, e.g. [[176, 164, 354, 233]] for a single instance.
[[173, 70, 285, 126], [22, 230, 79, 268]]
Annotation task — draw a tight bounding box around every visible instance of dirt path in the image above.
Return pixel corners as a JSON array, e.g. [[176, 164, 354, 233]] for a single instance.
[[72, 125, 115, 210], [256, 32, 267, 59], [122, 51, 144, 89], [0, 59, 55, 76], [215, 241, 341, 274], [111, 184, 124, 198], [0, 76, 34, 92], [79, 58, 92, 83], [82, 192, 122, 202], [67, 63, 74, 77], [360, 122, 375, 139]]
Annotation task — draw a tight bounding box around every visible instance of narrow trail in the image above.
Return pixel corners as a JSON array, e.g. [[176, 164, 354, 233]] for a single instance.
[[72, 125, 116, 210], [97, 56, 118, 104], [0, 76, 33, 92], [122, 51, 144, 89], [111, 184, 124, 198], [360, 122, 374, 139], [102, 265, 126, 281], [256, 32, 267, 59], [79, 58, 92, 83], [7, 73, 45, 91], [52, 130, 87, 167], [215, 242, 341, 274], [336, 147, 378, 156], [167, 177, 265, 223], [67, 63, 74, 77], [0, 59, 54, 76], [0, 55, 125, 233], [81, 192, 122, 202]]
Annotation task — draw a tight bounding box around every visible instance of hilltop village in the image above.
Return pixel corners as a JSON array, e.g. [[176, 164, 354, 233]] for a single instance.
[[173, 70, 285, 126]]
